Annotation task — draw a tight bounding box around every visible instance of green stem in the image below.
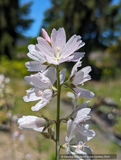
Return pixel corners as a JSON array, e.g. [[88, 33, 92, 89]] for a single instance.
[[56, 65, 61, 160]]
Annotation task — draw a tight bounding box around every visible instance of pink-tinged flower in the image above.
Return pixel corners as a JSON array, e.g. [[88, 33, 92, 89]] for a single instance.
[[66, 136, 93, 160], [65, 102, 95, 159], [13, 131, 19, 139], [66, 120, 94, 159], [67, 106, 95, 141], [18, 116, 53, 138], [25, 44, 47, 72], [70, 59, 95, 99], [36, 28, 85, 65], [18, 115, 47, 129], [72, 109, 95, 138], [23, 67, 56, 111], [65, 135, 93, 160]]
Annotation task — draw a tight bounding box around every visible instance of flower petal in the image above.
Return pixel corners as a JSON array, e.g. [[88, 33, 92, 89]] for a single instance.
[[71, 59, 82, 77], [70, 132, 87, 145], [72, 66, 91, 85], [68, 52, 85, 62], [74, 148, 87, 155], [84, 124, 96, 141], [73, 87, 95, 99], [31, 99, 48, 111], [67, 119, 76, 141], [78, 42, 85, 50], [36, 37, 53, 57], [83, 145, 93, 155], [33, 127, 45, 132], [43, 67, 56, 85], [25, 61, 47, 72], [23, 88, 41, 102], [73, 92, 79, 109], [72, 71, 84, 86], [42, 89, 52, 102], [74, 101, 90, 113], [60, 68, 66, 84], [18, 116, 47, 129], [62, 35, 80, 58], [70, 151, 83, 160], [72, 108, 91, 123], [81, 66, 92, 75], [76, 124, 95, 137], [27, 44, 46, 62], [25, 73, 51, 89], [51, 28, 66, 51], [31, 89, 52, 111]]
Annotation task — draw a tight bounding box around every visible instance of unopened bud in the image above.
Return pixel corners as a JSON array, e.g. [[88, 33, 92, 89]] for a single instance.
[[18, 115, 47, 129], [42, 28, 51, 43]]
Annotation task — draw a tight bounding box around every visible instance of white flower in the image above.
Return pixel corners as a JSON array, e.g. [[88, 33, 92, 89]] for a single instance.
[[65, 101, 95, 159], [18, 115, 47, 129], [23, 67, 56, 111], [25, 28, 85, 72], [70, 59, 95, 99], [18, 116, 52, 138], [36, 28, 85, 65], [59, 60, 94, 99], [71, 101, 95, 139], [66, 136, 93, 160], [66, 119, 94, 160]]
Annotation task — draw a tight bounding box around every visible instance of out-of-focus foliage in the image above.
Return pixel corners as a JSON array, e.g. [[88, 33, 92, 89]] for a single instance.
[[89, 51, 121, 79], [41, 0, 121, 59], [89, 37, 121, 79], [114, 117, 121, 137], [0, 0, 33, 59], [106, 38, 121, 67], [0, 56, 29, 78], [0, 74, 14, 125], [0, 111, 8, 125], [16, 45, 28, 54], [15, 37, 37, 59]]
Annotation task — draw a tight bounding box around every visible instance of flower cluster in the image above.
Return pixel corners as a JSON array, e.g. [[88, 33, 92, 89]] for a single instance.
[[18, 28, 95, 159]]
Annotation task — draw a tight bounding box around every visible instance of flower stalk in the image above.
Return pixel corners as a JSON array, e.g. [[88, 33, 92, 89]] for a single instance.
[[56, 65, 61, 160], [18, 27, 96, 160]]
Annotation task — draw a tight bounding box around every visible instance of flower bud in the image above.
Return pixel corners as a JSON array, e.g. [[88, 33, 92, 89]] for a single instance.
[[18, 116, 47, 129], [42, 28, 51, 43]]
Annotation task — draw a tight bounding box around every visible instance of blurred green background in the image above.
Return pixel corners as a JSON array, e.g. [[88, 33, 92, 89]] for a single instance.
[[0, 0, 121, 160]]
